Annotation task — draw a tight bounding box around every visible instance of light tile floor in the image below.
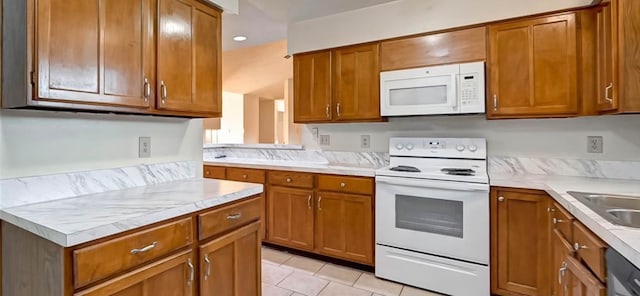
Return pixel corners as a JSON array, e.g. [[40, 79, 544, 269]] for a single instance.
[[262, 246, 444, 296]]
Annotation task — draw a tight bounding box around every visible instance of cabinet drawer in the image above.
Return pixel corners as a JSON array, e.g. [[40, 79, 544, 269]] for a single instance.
[[318, 175, 373, 195], [199, 196, 262, 240], [73, 217, 194, 289], [552, 202, 574, 241], [204, 166, 226, 179], [573, 221, 607, 282], [226, 168, 266, 184], [268, 171, 314, 188]]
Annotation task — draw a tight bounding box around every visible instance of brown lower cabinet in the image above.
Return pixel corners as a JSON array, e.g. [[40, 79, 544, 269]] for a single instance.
[[491, 187, 609, 296], [199, 222, 261, 296], [204, 165, 375, 266], [267, 186, 315, 251], [315, 192, 373, 264], [2, 195, 262, 296], [491, 187, 550, 295]]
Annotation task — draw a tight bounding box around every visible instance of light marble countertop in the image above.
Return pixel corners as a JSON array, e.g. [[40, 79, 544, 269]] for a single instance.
[[491, 173, 640, 268], [204, 159, 379, 177], [0, 178, 263, 247]]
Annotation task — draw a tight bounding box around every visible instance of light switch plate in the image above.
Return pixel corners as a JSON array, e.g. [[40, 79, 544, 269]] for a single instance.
[[139, 137, 151, 158]]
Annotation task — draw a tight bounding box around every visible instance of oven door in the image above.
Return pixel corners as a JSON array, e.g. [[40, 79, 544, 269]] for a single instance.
[[375, 176, 489, 264], [380, 65, 459, 116]]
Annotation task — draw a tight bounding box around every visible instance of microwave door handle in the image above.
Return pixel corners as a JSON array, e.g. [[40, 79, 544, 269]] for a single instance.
[[452, 74, 459, 110]]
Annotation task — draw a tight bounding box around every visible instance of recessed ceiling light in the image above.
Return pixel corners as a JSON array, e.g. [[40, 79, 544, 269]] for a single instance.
[[233, 35, 247, 42]]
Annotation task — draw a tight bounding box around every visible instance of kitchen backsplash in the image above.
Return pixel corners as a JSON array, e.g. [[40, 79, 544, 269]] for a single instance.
[[203, 147, 389, 168], [489, 156, 640, 180], [204, 147, 640, 181], [0, 161, 198, 209]]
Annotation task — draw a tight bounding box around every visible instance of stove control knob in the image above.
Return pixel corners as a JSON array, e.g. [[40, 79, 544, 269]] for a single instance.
[[468, 145, 478, 152], [396, 143, 405, 150], [406, 144, 414, 150], [456, 145, 466, 152]]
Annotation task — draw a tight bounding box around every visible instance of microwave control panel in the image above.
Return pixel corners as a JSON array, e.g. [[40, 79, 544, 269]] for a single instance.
[[459, 74, 479, 106]]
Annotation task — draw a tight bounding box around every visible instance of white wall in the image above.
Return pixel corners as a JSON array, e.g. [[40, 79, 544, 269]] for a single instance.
[[302, 115, 640, 161], [205, 0, 238, 14], [244, 94, 261, 144], [218, 92, 245, 143], [288, 0, 594, 54], [0, 110, 203, 179]]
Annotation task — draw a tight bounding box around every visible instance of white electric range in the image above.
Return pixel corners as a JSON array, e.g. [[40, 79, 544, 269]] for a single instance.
[[375, 137, 490, 296]]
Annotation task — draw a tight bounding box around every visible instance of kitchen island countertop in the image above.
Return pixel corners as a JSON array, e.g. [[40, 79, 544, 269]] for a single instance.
[[0, 178, 263, 247]]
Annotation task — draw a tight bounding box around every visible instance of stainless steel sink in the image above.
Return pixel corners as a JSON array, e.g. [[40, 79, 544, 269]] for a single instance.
[[567, 191, 640, 228]]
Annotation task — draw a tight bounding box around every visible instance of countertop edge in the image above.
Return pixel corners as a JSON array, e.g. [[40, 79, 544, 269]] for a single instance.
[[0, 184, 264, 247], [204, 160, 377, 177]]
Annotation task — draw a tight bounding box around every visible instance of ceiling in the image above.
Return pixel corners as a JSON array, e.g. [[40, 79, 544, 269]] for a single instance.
[[222, 0, 397, 51]]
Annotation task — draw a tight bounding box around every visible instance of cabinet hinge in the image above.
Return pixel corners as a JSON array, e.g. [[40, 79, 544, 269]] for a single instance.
[[30, 71, 35, 85]]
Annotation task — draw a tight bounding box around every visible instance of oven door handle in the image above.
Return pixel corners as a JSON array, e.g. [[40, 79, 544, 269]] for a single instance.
[[376, 176, 489, 192]]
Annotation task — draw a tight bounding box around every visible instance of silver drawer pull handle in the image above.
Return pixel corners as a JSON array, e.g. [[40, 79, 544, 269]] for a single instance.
[[558, 261, 567, 285], [187, 258, 194, 285], [160, 81, 167, 104], [130, 241, 158, 255], [573, 243, 588, 251], [286, 177, 292, 183], [307, 195, 312, 209], [227, 213, 242, 220], [553, 218, 568, 224], [340, 182, 346, 188], [498, 196, 505, 202], [204, 255, 212, 280], [318, 196, 322, 210], [242, 174, 248, 179], [605, 83, 613, 103]]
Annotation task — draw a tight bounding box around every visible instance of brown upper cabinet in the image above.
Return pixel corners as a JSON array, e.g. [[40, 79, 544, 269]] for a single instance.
[[380, 26, 487, 71], [157, 0, 222, 116], [294, 51, 332, 122], [2, 0, 222, 118], [594, 0, 640, 113], [293, 43, 383, 123], [487, 13, 579, 118]]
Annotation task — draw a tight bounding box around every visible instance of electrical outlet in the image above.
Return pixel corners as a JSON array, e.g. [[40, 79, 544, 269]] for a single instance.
[[139, 137, 151, 158], [361, 135, 371, 149], [311, 127, 319, 141], [319, 135, 330, 146], [587, 136, 603, 153]]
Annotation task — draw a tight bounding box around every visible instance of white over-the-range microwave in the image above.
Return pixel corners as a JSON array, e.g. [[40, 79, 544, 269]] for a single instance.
[[380, 62, 486, 116]]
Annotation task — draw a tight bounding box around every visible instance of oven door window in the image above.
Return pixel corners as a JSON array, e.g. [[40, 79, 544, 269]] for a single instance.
[[396, 194, 463, 238]]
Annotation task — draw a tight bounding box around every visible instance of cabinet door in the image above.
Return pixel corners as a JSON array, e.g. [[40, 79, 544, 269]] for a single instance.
[[491, 188, 550, 296], [293, 51, 332, 123], [551, 229, 574, 296], [488, 14, 578, 117], [595, 2, 618, 112], [199, 222, 261, 296], [333, 44, 382, 121], [36, 0, 153, 108], [267, 186, 314, 251], [157, 0, 221, 115], [74, 251, 195, 296], [564, 256, 607, 296], [315, 192, 373, 265]]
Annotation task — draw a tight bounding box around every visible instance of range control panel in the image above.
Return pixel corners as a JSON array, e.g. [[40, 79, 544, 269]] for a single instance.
[[389, 137, 487, 159]]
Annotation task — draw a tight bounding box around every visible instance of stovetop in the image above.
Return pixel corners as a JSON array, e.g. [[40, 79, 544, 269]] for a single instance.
[[376, 137, 489, 184]]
